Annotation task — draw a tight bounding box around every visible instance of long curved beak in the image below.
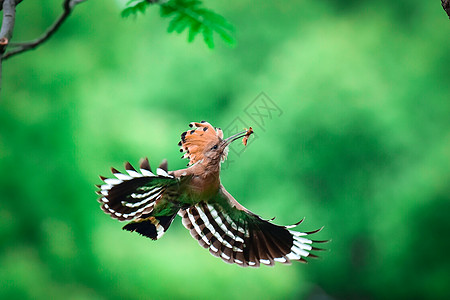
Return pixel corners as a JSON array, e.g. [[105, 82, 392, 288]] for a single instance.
[[224, 130, 248, 145]]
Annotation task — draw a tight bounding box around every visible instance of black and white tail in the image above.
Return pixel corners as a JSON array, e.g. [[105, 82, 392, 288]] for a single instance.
[[179, 202, 327, 267], [96, 158, 175, 221], [123, 213, 178, 240]]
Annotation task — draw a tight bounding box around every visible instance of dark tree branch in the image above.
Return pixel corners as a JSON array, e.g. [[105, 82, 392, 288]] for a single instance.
[[0, 0, 16, 95], [0, 0, 22, 11], [2, 0, 86, 61], [443, 0, 450, 19], [0, 0, 16, 53]]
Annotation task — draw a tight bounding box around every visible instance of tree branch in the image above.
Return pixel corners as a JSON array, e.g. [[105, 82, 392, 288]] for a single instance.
[[0, 0, 22, 11], [0, 0, 16, 95], [2, 0, 86, 61], [0, 0, 16, 52], [443, 0, 450, 19]]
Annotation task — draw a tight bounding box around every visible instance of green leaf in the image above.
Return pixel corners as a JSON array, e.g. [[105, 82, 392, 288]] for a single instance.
[[202, 26, 214, 49], [167, 14, 184, 33], [187, 21, 202, 42], [174, 15, 190, 34], [160, 4, 177, 17], [124, 0, 236, 48], [216, 29, 235, 46], [121, 1, 150, 18]]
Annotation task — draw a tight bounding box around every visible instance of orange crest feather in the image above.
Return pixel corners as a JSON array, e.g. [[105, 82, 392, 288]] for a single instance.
[[178, 121, 223, 165]]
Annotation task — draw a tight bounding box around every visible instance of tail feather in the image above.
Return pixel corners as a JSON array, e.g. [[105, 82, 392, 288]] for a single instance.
[[123, 213, 177, 240]]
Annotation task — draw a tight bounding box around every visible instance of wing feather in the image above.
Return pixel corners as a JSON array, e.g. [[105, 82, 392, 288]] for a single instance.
[[97, 158, 178, 221], [179, 185, 326, 267]]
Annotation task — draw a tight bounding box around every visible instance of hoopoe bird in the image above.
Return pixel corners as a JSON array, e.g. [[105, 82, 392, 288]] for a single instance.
[[97, 121, 326, 267]]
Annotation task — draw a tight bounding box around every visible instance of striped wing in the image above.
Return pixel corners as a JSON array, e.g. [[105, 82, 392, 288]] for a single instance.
[[96, 158, 179, 221], [179, 187, 326, 267]]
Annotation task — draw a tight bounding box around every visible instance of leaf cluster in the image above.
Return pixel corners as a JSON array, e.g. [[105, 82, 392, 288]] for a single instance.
[[122, 0, 235, 48]]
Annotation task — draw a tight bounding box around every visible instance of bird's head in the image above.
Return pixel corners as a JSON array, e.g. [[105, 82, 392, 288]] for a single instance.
[[179, 121, 253, 167]]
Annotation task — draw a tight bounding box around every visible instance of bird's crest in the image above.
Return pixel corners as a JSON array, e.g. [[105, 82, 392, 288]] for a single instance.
[[178, 121, 224, 166]]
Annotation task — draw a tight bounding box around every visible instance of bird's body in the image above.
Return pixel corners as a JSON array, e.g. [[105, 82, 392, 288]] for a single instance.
[[97, 121, 326, 267]]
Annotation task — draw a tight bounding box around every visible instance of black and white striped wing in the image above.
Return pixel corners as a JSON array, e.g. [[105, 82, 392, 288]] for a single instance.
[[96, 158, 177, 221], [179, 201, 326, 267]]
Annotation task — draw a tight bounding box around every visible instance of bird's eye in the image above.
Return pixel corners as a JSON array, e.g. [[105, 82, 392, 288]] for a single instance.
[[212, 144, 218, 150]]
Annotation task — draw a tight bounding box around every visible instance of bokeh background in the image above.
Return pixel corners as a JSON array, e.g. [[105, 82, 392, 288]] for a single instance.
[[1, 0, 449, 299]]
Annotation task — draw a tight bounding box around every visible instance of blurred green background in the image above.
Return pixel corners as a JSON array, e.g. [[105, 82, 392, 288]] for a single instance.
[[1, 0, 449, 299]]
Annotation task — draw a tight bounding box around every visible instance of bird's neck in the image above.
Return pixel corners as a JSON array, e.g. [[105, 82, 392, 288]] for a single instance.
[[194, 159, 221, 188], [201, 158, 221, 176], [172, 159, 222, 200]]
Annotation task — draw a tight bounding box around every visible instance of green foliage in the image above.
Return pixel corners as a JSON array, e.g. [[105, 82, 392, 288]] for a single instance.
[[122, 0, 235, 48], [121, 0, 149, 18]]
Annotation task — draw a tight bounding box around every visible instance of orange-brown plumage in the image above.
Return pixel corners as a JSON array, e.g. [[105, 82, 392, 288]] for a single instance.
[[179, 121, 224, 166]]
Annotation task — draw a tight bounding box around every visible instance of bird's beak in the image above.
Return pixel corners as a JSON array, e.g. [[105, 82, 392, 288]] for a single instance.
[[224, 130, 248, 145]]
